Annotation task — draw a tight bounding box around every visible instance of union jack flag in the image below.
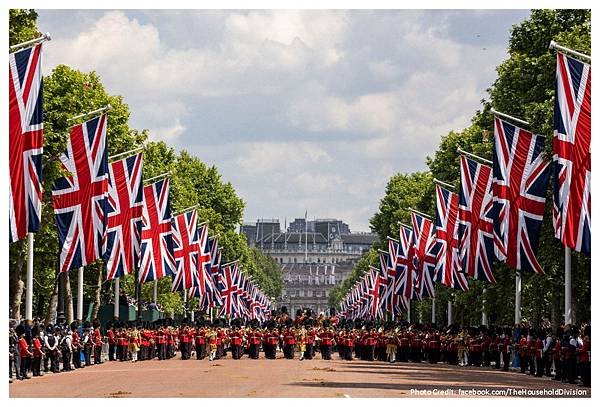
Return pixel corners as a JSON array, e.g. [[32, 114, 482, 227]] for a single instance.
[[9, 43, 44, 243], [208, 237, 223, 306], [379, 249, 395, 314], [218, 262, 240, 317], [52, 115, 109, 273], [171, 209, 201, 291], [138, 178, 175, 283], [105, 153, 143, 280], [458, 156, 496, 283], [553, 52, 591, 255], [397, 225, 418, 299], [492, 117, 551, 274], [411, 213, 438, 298], [434, 185, 468, 291], [189, 224, 221, 309], [366, 266, 383, 320]]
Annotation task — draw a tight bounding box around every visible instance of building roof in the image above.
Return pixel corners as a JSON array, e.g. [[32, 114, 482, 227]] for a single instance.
[[340, 233, 378, 244]]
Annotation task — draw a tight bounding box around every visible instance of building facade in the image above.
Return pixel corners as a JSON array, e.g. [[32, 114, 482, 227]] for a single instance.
[[241, 217, 377, 315]]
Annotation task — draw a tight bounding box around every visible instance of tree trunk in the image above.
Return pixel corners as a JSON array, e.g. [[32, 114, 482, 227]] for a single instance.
[[45, 277, 59, 325], [9, 240, 25, 321], [65, 270, 74, 323], [91, 262, 103, 320]]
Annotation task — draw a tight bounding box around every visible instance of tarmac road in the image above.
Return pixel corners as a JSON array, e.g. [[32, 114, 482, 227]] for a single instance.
[[9, 356, 590, 398]]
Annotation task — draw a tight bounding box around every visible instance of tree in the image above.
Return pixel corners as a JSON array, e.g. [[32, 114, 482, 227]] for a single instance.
[[9, 9, 39, 47]]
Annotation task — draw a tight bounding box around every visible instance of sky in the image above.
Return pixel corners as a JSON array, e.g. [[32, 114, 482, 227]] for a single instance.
[[37, 9, 531, 232]]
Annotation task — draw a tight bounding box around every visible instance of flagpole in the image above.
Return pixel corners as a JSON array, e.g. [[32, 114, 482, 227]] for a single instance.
[[67, 104, 112, 122], [407, 299, 411, 323], [431, 298, 436, 324], [10, 32, 51, 52], [77, 266, 84, 321], [565, 247, 572, 325], [514, 272, 522, 325], [144, 172, 171, 184], [114, 277, 120, 320], [407, 207, 432, 219], [549, 40, 591, 62], [153, 280, 158, 304], [457, 147, 493, 165], [433, 178, 456, 191], [25, 233, 34, 321], [447, 300, 452, 326], [183, 290, 188, 318], [481, 288, 488, 326], [108, 146, 145, 162], [490, 108, 530, 127]]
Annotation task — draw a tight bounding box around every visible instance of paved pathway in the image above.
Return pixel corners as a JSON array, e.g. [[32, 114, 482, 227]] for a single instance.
[[9, 357, 590, 398]]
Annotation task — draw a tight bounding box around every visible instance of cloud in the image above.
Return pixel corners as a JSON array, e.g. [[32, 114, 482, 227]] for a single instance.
[[37, 9, 529, 231]]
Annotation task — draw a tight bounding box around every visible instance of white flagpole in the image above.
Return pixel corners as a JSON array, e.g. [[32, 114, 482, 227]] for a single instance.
[[431, 298, 436, 324], [549, 40, 591, 62], [407, 299, 411, 323], [77, 266, 84, 321], [565, 247, 573, 325], [481, 288, 488, 326], [447, 300, 452, 326], [183, 290, 188, 318], [514, 272, 522, 325], [114, 277, 120, 320], [25, 232, 34, 321], [10, 32, 51, 52], [153, 280, 158, 304]]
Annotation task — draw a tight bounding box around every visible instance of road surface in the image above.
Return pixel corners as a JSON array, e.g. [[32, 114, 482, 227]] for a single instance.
[[9, 357, 590, 398]]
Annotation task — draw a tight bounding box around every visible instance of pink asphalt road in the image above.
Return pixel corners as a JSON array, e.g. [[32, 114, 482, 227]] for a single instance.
[[9, 357, 590, 398]]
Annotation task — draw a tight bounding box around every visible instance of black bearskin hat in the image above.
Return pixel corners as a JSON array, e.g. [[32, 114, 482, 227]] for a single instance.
[[92, 318, 100, 329], [281, 306, 288, 314]]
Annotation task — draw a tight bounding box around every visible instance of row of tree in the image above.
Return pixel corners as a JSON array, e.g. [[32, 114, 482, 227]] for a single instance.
[[8, 9, 283, 323], [330, 9, 591, 329]]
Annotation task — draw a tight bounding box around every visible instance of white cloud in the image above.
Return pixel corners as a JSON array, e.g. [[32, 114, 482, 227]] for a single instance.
[[148, 118, 186, 142]]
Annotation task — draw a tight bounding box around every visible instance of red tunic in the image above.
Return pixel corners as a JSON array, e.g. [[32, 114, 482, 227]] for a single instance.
[[32, 337, 44, 357]]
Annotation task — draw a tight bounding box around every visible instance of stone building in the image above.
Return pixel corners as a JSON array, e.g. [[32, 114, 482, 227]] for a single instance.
[[240, 217, 377, 315]]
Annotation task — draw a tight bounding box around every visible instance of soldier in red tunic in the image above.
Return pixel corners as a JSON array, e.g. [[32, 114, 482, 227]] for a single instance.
[[282, 321, 296, 359], [107, 321, 116, 361], [179, 323, 191, 360], [319, 321, 335, 360], [229, 323, 244, 360], [31, 328, 44, 376], [428, 330, 440, 364], [92, 319, 103, 364], [195, 321, 207, 360], [247, 323, 262, 359], [263, 322, 279, 359], [305, 319, 317, 360], [157, 325, 167, 360], [578, 331, 591, 387]]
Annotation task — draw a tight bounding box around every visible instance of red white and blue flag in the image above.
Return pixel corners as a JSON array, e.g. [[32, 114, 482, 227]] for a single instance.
[[411, 213, 438, 298], [52, 115, 109, 273], [9, 43, 44, 243], [397, 225, 418, 299], [553, 52, 591, 255], [492, 117, 551, 274], [366, 266, 383, 320], [105, 153, 144, 280], [171, 209, 201, 291], [190, 224, 221, 309], [458, 156, 496, 283], [208, 237, 223, 306], [218, 262, 240, 317], [434, 184, 468, 291], [380, 248, 396, 314], [138, 178, 175, 283]]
